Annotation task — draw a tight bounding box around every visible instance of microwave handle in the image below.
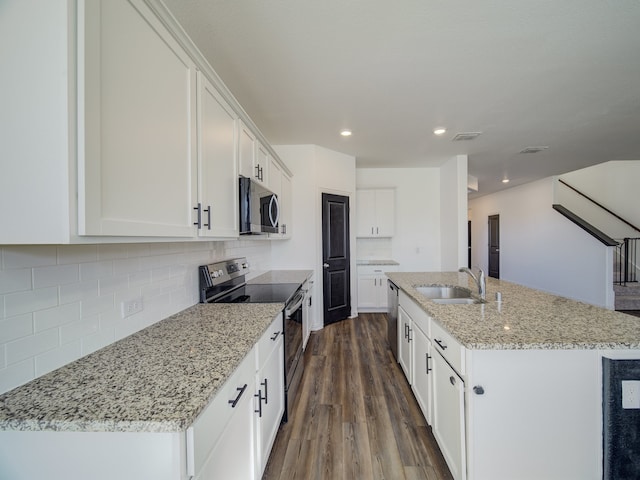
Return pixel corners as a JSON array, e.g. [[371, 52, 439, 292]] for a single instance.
[[269, 195, 280, 228]]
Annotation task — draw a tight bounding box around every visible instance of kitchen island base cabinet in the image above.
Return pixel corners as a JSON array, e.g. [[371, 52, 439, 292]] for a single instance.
[[465, 349, 601, 480]]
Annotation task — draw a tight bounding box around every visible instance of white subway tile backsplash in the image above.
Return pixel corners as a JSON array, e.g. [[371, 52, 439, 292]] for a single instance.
[[59, 280, 99, 305], [0, 314, 34, 342], [2, 246, 57, 269], [6, 329, 59, 365], [57, 245, 98, 265], [34, 303, 81, 332], [35, 340, 81, 377], [98, 275, 129, 296], [0, 269, 32, 294], [81, 295, 115, 318], [80, 261, 114, 281], [60, 315, 99, 344], [0, 239, 272, 395], [0, 359, 35, 394], [33, 264, 79, 288], [4, 287, 58, 318]]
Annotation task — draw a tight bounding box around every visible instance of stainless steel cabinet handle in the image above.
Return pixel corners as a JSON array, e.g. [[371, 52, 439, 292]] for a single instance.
[[262, 378, 268, 404], [229, 384, 248, 408], [270, 331, 280, 341], [254, 390, 262, 417], [193, 203, 202, 228], [426, 353, 432, 374], [204, 205, 211, 230]]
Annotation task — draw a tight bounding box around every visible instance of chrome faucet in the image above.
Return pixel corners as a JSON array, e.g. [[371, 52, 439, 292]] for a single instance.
[[459, 267, 486, 300]]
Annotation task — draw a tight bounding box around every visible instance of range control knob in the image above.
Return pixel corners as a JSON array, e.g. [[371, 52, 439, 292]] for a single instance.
[[211, 270, 219, 278], [242, 262, 249, 269], [218, 269, 224, 276]]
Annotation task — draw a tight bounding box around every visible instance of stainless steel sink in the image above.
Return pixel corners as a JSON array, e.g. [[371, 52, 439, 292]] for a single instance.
[[432, 297, 483, 305], [415, 285, 472, 299]]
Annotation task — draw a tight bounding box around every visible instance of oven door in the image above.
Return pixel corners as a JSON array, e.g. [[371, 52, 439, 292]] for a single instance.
[[283, 289, 305, 422]]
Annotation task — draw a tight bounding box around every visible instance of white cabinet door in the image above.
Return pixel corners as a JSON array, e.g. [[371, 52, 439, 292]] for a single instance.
[[255, 142, 269, 186], [398, 306, 413, 382], [279, 172, 292, 238], [196, 73, 238, 238], [356, 190, 377, 237], [302, 278, 314, 349], [375, 189, 395, 237], [268, 156, 282, 197], [355, 189, 395, 237], [79, 0, 198, 237], [357, 276, 378, 309], [255, 336, 285, 476], [238, 120, 257, 180], [412, 324, 433, 426], [432, 350, 466, 480], [197, 381, 255, 480]]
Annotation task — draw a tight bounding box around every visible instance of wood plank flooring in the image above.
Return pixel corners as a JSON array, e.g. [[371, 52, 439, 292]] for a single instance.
[[263, 313, 454, 480]]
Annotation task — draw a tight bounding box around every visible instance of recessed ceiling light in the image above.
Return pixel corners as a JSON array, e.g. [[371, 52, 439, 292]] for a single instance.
[[340, 129, 352, 137], [519, 146, 549, 154], [433, 127, 446, 136], [502, 178, 510, 184]]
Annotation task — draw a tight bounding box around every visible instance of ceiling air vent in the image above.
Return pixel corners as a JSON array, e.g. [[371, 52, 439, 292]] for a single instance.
[[451, 132, 482, 141], [519, 146, 549, 154]]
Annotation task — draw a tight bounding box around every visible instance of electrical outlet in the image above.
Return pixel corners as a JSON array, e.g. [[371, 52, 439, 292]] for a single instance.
[[622, 380, 640, 409], [121, 297, 144, 319]]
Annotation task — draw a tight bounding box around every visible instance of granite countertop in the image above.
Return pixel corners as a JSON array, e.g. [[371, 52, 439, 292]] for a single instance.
[[249, 269, 313, 285], [0, 303, 284, 433], [387, 272, 640, 350], [356, 259, 399, 266]]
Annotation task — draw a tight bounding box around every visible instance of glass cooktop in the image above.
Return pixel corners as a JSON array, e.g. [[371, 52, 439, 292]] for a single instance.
[[212, 283, 300, 304]]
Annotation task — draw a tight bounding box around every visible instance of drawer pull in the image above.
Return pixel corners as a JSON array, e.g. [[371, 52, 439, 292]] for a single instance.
[[262, 378, 268, 404], [473, 385, 485, 395], [229, 384, 248, 408], [254, 390, 262, 417], [426, 353, 432, 374], [270, 331, 280, 341], [434, 338, 447, 350]]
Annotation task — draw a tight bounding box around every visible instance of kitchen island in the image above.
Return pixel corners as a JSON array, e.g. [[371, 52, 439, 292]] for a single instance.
[[387, 271, 640, 480]]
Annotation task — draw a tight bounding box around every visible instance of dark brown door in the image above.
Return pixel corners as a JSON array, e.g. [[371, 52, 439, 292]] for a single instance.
[[322, 193, 351, 325], [488, 214, 500, 279]]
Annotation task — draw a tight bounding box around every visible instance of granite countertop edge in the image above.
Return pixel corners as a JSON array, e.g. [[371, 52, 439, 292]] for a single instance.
[[387, 272, 640, 351]]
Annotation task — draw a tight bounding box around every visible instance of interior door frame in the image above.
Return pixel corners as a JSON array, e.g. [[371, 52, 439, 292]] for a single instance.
[[317, 188, 355, 327], [488, 214, 500, 279]]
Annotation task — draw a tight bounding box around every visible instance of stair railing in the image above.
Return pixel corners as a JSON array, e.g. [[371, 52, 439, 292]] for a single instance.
[[557, 179, 640, 286], [616, 238, 640, 286]]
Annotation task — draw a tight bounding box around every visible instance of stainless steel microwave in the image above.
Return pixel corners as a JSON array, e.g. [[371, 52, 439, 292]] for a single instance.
[[239, 177, 279, 234]]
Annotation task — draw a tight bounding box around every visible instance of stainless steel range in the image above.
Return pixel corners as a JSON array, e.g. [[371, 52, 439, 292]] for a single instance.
[[199, 257, 304, 423]]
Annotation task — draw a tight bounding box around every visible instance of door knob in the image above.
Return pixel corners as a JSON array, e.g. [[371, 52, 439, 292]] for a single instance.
[[323, 263, 329, 268]]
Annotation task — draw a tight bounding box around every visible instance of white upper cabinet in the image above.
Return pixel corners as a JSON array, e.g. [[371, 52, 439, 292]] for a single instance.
[[239, 121, 269, 186], [356, 188, 395, 237], [196, 72, 239, 238], [279, 172, 292, 238], [78, 0, 198, 237]]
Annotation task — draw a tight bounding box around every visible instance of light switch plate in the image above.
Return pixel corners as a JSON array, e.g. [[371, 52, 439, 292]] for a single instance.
[[622, 380, 640, 409], [121, 297, 144, 319]]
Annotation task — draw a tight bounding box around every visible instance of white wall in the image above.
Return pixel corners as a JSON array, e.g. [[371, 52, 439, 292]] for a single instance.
[[355, 167, 441, 271], [556, 160, 640, 239], [273, 145, 357, 328], [0, 240, 272, 395], [469, 177, 613, 308], [440, 155, 468, 271]]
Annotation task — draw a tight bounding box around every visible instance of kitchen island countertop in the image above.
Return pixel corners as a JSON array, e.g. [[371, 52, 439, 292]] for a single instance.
[[0, 302, 284, 433], [387, 271, 640, 350]]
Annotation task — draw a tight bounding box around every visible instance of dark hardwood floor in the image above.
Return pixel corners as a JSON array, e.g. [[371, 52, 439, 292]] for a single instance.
[[263, 313, 453, 480]]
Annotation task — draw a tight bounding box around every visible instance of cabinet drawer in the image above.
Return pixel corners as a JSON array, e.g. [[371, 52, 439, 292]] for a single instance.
[[189, 347, 256, 476], [399, 291, 430, 338], [257, 313, 283, 367], [357, 265, 398, 276], [431, 320, 465, 376]]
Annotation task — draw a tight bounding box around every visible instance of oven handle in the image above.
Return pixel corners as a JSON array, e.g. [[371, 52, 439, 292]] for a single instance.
[[285, 290, 305, 317]]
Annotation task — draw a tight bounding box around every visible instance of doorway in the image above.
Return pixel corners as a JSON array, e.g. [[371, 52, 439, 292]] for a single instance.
[[321, 193, 351, 325], [488, 214, 500, 279]]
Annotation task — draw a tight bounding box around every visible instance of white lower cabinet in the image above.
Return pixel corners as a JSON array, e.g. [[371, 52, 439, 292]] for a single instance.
[[411, 323, 433, 426], [398, 305, 413, 381], [254, 316, 285, 477], [432, 350, 466, 480], [357, 265, 398, 312]]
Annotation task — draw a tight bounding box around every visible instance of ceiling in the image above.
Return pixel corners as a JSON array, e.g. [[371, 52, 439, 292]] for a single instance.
[[162, 0, 640, 198]]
